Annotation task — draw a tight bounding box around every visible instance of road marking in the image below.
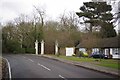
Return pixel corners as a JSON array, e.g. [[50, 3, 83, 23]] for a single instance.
[[59, 75, 67, 80], [37, 63, 41, 65], [3, 58, 12, 80], [59, 75, 65, 78], [23, 56, 26, 58], [41, 64, 51, 71], [37, 63, 51, 71], [28, 59, 34, 62]]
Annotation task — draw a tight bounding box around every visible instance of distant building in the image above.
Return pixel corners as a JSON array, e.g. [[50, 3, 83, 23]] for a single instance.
[[76, 37, 120, 59]]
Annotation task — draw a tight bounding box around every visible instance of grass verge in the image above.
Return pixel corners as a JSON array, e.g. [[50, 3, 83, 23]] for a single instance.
[[47, 54, 120, 70]]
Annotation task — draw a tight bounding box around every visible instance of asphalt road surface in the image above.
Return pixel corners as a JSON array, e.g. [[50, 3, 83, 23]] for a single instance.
[[3, 54, 117, 79]]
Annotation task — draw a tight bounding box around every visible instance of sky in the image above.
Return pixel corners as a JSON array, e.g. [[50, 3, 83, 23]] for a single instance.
[[0, 0, 91, 24], [0, 0, 119, 33]]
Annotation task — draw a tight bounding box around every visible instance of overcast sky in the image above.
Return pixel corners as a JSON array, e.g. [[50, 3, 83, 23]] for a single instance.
[[0, 0, 92, 24], [0, 0, 119, 33]]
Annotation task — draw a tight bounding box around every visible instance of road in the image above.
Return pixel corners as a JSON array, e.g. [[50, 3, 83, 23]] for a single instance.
[[3, 54, 117, 79]]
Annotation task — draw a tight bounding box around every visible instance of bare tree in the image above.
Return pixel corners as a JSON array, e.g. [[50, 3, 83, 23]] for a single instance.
[[59, 11, 79, 31], [33, 5, 46, 27]]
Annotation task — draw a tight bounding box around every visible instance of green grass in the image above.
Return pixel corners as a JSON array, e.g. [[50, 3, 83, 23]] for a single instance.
[[96, 59, 120, 69], [59, 56, 96, 62], [97, 63, 119, 69], [47, 54, 120, 70]]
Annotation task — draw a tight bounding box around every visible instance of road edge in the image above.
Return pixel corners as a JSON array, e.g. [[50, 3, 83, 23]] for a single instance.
[[41, 55, 120, 77], [3, 58, 12, 80]]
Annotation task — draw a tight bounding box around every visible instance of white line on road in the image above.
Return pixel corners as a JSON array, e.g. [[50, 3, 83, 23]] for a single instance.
[[23, 56, 26, 58], [59, 75, 67, 80], [3, 58, 12, 80], [28, 59, 34, 62], [37, 63, 51, 71], [37, 63, 41, 65], [40, 64, 51, 71], [59, 75, 65, 79]]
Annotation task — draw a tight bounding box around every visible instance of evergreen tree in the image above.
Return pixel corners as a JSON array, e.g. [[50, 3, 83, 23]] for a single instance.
[[76, 2, 117, 38]]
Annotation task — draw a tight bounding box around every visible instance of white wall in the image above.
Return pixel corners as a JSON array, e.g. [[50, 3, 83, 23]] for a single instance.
[[92, 48, 100, 53], [66, 47, 74, 56], [112, 48, 120, 59]]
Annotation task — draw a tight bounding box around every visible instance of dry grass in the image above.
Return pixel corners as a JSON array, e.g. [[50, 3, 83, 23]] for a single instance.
[[0, 56, 9, 79], [0, 56, 2, 79]]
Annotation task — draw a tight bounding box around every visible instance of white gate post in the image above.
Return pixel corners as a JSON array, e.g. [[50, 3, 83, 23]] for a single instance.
[[35, 40, 38, 55], [55, 40, 58, 55], [41, 40, 44, 55]]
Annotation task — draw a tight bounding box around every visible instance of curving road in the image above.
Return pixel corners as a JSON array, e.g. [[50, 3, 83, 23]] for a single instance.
[[3, 54, 117, 79]]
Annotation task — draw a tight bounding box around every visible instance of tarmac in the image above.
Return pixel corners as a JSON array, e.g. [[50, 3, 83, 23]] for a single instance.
[[41, 55, 120, 77]]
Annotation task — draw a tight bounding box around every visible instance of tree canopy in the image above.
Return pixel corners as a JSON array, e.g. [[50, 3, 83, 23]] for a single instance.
[[76, 2, 117, 38]]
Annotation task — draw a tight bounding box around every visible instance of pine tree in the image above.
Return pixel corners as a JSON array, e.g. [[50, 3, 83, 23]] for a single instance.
[[76, 2, 117, 38]]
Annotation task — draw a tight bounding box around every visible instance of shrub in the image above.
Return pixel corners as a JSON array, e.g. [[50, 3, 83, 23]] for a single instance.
[[25, 48, 35, 54], [75, 51, 83, 57], [13, 48, 25, 54]]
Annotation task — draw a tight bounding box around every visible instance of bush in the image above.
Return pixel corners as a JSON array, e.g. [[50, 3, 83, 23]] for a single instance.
[[25, 48, 35, 54], [18, 48, 25, 53], [3, 39, 22, 53], [13, 48, 35, 54], [75, 51, 83, 57], [13, 48, 25, 54]]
